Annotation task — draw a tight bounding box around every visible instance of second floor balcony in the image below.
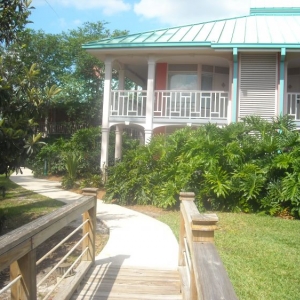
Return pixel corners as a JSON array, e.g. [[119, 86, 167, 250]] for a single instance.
[[110, 90, 229, 124]]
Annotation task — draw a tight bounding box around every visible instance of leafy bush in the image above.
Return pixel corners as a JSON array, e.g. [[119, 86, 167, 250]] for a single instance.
[[105, 115, 300, 218], [80, 174, 103, 188]]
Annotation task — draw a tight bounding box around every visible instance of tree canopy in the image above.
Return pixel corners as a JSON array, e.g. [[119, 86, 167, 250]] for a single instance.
[[0, 0, 60, 175], [0, 0, 33, 46], [0, 1, 131, 175]]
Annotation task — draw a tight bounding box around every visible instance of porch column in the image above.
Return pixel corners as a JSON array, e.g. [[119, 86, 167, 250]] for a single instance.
[[145, 56, 156, 144], [100, 56, 113, 169], [279, 48, 286, 115], [228, 60, 233, 124], [232, 48, 238, 122], [118, 68, 125, 90], [115, 125, 123, 161], [114, 68, 125, 161]]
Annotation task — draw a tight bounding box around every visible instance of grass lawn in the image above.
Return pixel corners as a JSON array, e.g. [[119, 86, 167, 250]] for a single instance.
[[0, 175, 65, 234], [158, 211, 300, 300]]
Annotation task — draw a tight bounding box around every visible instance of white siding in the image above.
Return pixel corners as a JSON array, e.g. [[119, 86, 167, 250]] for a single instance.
[[239, 53, 277, 120]]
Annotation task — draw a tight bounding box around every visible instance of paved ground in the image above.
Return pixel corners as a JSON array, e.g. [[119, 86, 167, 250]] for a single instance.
[[10, 168, 179, 270]]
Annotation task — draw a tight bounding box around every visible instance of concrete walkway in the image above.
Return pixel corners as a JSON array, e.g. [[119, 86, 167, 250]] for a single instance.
[[10, 168, 179, 270]]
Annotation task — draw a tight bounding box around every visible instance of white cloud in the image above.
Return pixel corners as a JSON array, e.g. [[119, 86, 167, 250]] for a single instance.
[[73, 19, 82, 26], [134, 0, 251, 27], [32, 0, 131, 15]]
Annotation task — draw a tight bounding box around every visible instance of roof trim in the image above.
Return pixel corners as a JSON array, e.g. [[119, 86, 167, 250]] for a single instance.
[[83, 41, 212, 49], [250, 7, 300, 15], [212, 43, 300, 49]]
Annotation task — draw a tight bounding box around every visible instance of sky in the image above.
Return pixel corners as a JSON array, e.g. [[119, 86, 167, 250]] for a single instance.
[[27, 0, 299, 36]]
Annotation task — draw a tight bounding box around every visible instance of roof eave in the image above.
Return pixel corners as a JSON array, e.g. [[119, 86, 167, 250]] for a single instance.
[[212, 43, 300, 49], [82, 41, 212, 49]]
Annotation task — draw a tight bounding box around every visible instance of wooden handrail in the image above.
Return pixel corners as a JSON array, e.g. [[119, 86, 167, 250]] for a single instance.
[[0, 195, 97, 300], [178, 192, 238, 300]]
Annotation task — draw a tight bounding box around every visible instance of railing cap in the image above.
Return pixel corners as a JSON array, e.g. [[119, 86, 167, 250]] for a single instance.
[[192, 213, 219, 223], [179, 191, 195, 201]]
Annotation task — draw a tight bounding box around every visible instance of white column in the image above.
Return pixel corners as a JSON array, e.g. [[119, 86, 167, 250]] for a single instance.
[[115, 68, 125, 160], [100, 57, 113, 169], [145, 56, 156, 144], [118, 69, 125, 90], [115, 125, 123, 160], [228, 60, 233, 124]]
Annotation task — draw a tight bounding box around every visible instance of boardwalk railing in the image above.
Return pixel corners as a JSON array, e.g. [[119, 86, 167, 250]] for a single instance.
[[178, 192, 238, 300], [0, 195, 97, 300]]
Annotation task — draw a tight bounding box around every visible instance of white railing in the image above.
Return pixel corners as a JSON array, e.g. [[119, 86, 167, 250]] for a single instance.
[[111, 90, 147, 117], [287, 93, 300, 120], [110, 90, 229, 120], [154, 90, 228, 119]]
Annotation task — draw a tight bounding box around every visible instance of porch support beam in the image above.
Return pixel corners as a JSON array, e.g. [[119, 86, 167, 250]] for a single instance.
[[118, 68, 125, 90], [100, 56, 113, 170], [114, 68, 125, 161], [232, 47, 238, 123], [145, 56, 156, 144], [115, 125, 123, 161], [279, 48, 286, 115]]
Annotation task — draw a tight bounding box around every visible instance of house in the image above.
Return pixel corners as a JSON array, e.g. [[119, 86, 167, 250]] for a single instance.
[[83, 4, 300, 169]]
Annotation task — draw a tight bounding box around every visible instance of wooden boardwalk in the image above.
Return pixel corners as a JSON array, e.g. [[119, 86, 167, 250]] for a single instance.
[[71, 265, 182, 300]]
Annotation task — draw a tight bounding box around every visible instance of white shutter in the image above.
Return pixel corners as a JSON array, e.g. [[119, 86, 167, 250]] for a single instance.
[[239, 53, 277, 120]]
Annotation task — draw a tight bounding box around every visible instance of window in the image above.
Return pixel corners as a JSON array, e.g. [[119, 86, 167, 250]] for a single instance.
[[168, 64, 198, 90]]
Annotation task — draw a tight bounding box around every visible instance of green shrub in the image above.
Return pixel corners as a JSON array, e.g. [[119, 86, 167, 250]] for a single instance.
[[105, 115, 300, 218], [80, 174, 103, 188]]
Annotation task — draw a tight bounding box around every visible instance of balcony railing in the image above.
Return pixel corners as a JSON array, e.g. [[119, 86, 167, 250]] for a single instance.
[[287, 93, 300, 120], [111, 90, 147, 117], [154, 90, 228, 119], [110, 90, 229, 120]]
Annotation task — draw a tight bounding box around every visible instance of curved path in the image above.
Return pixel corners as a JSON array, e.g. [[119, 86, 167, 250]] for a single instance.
[[10, 168, 179, 270]]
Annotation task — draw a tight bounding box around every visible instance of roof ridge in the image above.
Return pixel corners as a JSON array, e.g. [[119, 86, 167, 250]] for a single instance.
[[250, 7, 300, 15]]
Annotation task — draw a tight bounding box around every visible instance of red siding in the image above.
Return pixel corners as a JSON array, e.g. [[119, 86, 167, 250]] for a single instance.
[[155, 63, 168, 90]]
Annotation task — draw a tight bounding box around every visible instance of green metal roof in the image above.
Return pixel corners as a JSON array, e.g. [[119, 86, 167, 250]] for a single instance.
[[83, 7, 300, 50]]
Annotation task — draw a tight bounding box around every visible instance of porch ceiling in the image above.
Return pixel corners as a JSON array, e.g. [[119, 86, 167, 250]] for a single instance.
[[110, 53, 230, 85]]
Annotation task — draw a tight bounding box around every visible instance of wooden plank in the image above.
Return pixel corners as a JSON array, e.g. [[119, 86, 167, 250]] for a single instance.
[[77, 281, 179, 294], [87, 266, 180, 277], [193, 243, 238, 300], [180, 202, 193, 251], [178, 266, 190, 300], [71, 266, 182, 300], [82, 199, 96, 262], [85, 274, 180, 283], [10, 249, 37, 300], [178, 210, 185, 266], [53, 260, 93, 300], [73, 291, 182, 300], [0, 239, 31, 272]]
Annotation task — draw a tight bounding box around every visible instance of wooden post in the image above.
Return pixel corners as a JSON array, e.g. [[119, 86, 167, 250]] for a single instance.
[[82, 188, 99, 197], [178, 192, 195, 266], [191, 214, 218, 243], [82, 196, 97, 263], [179, 192, 198, 300], [10, 249, 37, 300], [179, 191, 195, 202], [178, 210, 185, 266]]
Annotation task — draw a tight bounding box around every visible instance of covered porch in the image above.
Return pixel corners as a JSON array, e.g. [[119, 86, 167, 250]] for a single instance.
[[99, 51, 232, 166]]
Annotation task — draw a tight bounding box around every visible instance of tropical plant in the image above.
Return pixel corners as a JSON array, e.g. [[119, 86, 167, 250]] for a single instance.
[[105, 115, 300, 218]]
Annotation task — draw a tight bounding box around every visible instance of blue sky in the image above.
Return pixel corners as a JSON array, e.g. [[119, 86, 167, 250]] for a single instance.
[[27, 0, 298, 36]]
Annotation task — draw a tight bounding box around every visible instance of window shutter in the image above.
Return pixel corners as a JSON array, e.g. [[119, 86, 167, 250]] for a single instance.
[[239, 53, 277, 120]]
